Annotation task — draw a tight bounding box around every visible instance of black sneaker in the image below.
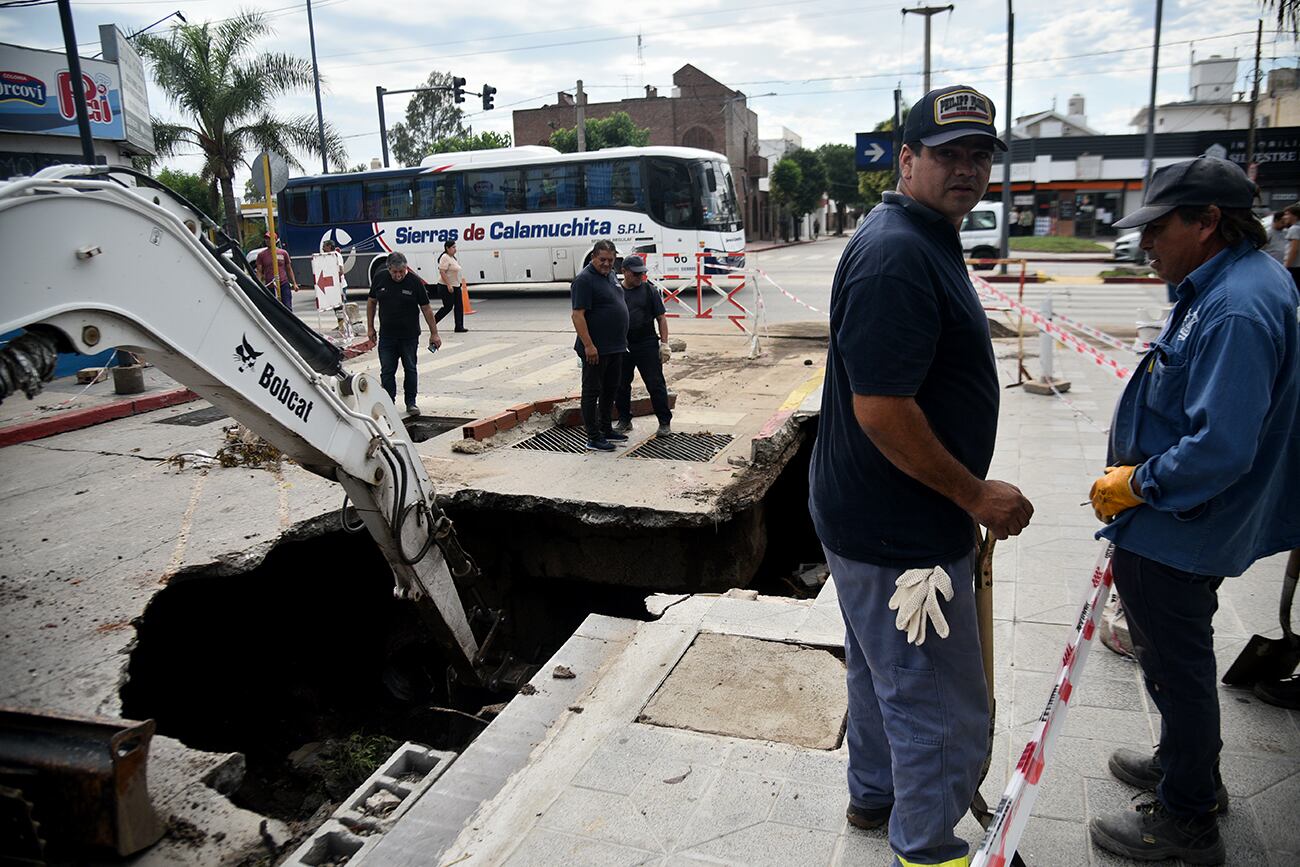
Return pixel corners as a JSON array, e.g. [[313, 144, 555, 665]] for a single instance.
[[1090, 799, 1224, 864], [585, 439, 615, 452], [603, 431, 629, 442], [613, 420, 633, 434], [1108, 748, 1229, 814], [845, 801, 891, 831], [1254, 674, 1300, 710]]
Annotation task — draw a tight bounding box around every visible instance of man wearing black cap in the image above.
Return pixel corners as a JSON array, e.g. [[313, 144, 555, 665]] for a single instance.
[[614, 254, 673, 437], [808, 85, 1033, 867], [1086, 156, 1300, 864]]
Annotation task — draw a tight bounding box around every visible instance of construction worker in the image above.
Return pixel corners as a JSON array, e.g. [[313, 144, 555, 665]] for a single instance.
[[1087, 157, 1300, 864], [808, 85, 1033, 867]]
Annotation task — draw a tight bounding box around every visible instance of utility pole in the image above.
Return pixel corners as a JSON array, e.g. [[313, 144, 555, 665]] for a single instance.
[[892, 87, 902, 187], [56, 0, 96, 165], [1247, 18, 1263, 163], [576, 80, 587, 152], [1142, 0, 1163, 194], [902, 4, 954, 93], [306, 0, 328, 174], [999, 1, 1014, 273], [376, 86, 390, 167]]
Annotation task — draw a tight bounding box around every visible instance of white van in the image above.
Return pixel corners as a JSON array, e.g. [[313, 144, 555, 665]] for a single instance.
[[960, 201, 1003, 269]]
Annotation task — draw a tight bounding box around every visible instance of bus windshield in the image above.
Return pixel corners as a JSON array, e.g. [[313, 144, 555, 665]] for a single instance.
[[693, 160, 740, 231]]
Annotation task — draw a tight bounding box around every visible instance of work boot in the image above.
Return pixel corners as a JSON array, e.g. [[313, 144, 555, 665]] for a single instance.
[[1089, 799, 1224, 864], [1254, 674, 1300, 710], [1108, 748, 1229, 813], [845, 801, 891, 831], [613, 419, 633, 434], [656, 422, 672, 437]]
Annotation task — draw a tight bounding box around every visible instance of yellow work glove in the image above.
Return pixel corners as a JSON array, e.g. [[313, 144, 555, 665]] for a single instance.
[[1089, 465, 1143, 522]]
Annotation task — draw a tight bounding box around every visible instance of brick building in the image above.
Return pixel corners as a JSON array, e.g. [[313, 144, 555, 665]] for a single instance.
[[513, 65, 766, 239]]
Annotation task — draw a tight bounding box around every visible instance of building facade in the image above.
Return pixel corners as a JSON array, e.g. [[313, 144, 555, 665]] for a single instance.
[[513, 65, 765, 240], [986, 126, 1300, 237]]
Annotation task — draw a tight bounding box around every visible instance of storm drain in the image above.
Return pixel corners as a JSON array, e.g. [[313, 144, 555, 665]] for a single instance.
[[626, 432, 733, 462], [154, 406, 229, 426], [511, 425, 590, 454]]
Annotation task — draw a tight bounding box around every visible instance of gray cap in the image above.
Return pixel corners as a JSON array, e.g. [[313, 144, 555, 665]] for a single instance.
[[1114, 156, 1258, 229]]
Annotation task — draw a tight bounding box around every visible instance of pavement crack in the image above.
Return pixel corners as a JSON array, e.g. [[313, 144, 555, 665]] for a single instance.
[[23, 443, 168, 462]]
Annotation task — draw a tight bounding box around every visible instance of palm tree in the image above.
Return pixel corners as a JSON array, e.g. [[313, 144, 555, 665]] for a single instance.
[[1263, 0, 1298, 35], [137, 11, 348, 238]]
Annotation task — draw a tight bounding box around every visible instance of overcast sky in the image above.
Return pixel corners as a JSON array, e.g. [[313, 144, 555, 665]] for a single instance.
[[3, 0, 1297, 185]]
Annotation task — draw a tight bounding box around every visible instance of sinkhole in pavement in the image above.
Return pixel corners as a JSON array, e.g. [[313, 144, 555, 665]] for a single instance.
[[119, 418, 825, 827]]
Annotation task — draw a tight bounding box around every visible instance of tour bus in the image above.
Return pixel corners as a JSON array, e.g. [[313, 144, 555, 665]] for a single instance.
[[273, 145, 746, 292]]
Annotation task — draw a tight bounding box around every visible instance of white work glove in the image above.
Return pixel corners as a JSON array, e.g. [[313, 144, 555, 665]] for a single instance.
[[659, 342, 671, 364], [888, 566, 954, 646]]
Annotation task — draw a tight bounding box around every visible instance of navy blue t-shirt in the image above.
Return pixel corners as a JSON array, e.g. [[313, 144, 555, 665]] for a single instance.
[[623, 279, 666, 344], [808, 192, 1000, 568], [571, 264, 629, 356]]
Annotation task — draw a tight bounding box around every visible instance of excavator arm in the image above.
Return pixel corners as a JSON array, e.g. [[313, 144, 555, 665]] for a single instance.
[[0, 165, 489, 685]]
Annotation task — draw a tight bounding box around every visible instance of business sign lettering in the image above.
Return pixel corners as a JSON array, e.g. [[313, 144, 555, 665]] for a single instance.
[[0, 42, 124, 141]]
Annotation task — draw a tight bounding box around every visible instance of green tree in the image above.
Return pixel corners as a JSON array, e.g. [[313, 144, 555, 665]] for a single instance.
[[1263, 0, 1298, 35], [769, 157, 802, 239], [549, 112, 649, 153], [390, 71, 469, 166], [157, 168, 222, 221], [138, 12, 347, 238], [816, 143, 861, 234], [427, 130, 512, 154], [786, 148, 826, 217]]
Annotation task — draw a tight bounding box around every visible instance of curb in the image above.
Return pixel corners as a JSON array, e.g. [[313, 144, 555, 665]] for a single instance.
[[1102, 276, 1163, 284], [0, 388, 200, 448]]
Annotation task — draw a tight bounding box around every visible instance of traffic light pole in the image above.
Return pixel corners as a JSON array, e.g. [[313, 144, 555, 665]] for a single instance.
[[375, 78, 489, 167]]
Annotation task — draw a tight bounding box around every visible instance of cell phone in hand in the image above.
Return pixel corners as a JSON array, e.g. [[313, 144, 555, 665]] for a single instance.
[[428, 343, 438, 354]]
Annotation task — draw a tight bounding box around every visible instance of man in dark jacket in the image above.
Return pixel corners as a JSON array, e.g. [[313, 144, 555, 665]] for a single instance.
[[614, 254, 673, 437], [570, 240, 628, 451]]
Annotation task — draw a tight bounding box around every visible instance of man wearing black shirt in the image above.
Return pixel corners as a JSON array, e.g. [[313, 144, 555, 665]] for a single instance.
[[366, 252, 441, 414], [570, 240, 628, 451], [614, 254, 673, 436], [808, 86, 1033, 866]]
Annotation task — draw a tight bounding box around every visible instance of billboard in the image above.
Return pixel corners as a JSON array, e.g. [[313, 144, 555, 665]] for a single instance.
[[99, 25, 154, 155], [0, 42, 124, 142]]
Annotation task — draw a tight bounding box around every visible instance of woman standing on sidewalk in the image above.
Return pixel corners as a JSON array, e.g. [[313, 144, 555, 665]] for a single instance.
[[435, 240, 469, 333]]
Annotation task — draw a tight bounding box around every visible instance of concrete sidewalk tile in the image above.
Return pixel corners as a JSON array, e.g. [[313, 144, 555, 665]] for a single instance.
[[770, 779, 845, 833], [832, 829, 895, 865], [721, 741, 798, 778], [785, 748, 848, 786], [1070, 673, 1145, 713], [503, 828, 661, 867], [571, 728, 665, 796], [630, 763, 719, 854], [1061, 705, 1156, 745], [699, 597, 811, 641], [1218, 694, 1300, 756], [1011, 622, 1074, 673], [681, 822, 838, 867], [1015, 816, 1089, 866], [1220, 754, 1300, 799], [649, 728, 732, 771], [677, 769, 782, 848], [539, 786, 665, 853]]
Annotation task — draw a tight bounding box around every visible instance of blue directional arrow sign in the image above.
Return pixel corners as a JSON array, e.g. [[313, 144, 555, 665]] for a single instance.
[[855, 133, 894, 170]]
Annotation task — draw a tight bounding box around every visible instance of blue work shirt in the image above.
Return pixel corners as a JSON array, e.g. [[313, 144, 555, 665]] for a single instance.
[[809, 191, 1000, 568], [570, 263, 628, 357], [1100, 241, 1300, 577]]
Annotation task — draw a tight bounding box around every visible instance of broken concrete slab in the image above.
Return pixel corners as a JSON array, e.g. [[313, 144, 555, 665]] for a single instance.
[[638, 632, 847, 749]]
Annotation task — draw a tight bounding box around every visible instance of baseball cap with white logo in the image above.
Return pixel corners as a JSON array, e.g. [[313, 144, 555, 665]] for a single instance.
[[903, 85, 1007, 151]]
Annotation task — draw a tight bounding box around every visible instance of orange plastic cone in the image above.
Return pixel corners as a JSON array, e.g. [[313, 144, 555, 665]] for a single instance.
[[461, 285, 476, 315]]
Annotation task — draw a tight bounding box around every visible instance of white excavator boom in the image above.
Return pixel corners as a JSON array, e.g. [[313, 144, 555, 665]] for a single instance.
[[0, 165, 484, 683]]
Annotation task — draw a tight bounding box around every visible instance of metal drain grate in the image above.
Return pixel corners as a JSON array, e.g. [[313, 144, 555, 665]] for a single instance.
[[154, 406, 229, 426], [626, 432, 733, 462], [511, 425, 591, 454]]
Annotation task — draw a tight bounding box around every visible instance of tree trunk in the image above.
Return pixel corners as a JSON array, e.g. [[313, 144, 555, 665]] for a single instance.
[[219, 173, 240, 242]]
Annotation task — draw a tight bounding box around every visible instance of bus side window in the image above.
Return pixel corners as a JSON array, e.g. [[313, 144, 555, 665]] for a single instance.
[[364, 178, 413, 221], [525, 166, 577, 210], [416, 175, 462, 217], [611, 161, 643, 208], [284, 184, 323, 225], [648, 159, 695, 228], [325, 181, 364, 223]]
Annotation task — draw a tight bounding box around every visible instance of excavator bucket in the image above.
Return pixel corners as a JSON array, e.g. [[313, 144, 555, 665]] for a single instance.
[[0, 707, 163, 857]]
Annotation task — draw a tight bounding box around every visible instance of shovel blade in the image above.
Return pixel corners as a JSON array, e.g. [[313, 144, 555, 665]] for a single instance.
[[1221, 634, 1300, 686]]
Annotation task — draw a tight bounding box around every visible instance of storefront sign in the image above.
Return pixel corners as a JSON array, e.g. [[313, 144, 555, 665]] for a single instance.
[[1198, 128, 1299, 183], [98, 25, 154, 155], [0, 42, 124, 141]]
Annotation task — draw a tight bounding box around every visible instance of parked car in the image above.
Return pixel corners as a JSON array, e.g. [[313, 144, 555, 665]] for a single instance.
[[960, 201, 1002, 270], [1113, 230, 1146, 264]]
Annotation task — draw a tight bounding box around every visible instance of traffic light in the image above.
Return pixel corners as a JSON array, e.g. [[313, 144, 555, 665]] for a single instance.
[[452, 77, 466, 104], [481, 84, 496, 111]]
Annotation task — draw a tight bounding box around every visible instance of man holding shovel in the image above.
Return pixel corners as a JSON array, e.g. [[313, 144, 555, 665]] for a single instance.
[[809, 86, 1033, 867], [1087, 156, 1300, 864]]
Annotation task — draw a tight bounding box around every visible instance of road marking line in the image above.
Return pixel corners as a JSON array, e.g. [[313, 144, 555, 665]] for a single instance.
[[420, 342, 515, 372], [510, 355, 579, 386], [780, 366, 826, 411], [165, 471, 206, 581], [446, 344, 561, 382]]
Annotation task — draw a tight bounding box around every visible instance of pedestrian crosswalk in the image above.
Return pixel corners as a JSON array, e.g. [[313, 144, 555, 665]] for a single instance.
[[344, 337, 581, 391]]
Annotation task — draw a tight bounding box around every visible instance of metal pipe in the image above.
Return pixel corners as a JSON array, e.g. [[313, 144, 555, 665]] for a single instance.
[[306, 0, 328, 174], [999, 3, 1013, 274], [377, 86, 389, 168], [1142, 0, 1163, 193], [56, 0, 96, 165]]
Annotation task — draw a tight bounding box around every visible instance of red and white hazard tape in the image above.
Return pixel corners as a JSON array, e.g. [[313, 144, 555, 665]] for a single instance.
[[970, 544, 1115, 867], [972, 277, 1132, 381], [1050, 311, 1131, 354], [757, 270, 824, 315]]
